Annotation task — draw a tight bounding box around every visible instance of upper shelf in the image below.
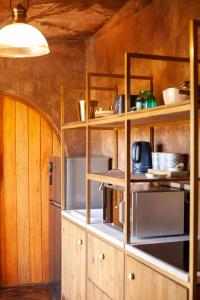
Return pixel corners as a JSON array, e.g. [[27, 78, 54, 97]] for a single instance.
[[62, 101, 191, 130], [128, 100, 191, 126]]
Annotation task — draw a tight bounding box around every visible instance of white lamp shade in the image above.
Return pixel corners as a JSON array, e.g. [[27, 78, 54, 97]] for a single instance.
[[0, 22, 50, 57]]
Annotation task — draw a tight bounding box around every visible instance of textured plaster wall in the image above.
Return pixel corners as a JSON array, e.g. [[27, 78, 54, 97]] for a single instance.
[[0, 40, 86, 155], [0, 40, 86, 132]]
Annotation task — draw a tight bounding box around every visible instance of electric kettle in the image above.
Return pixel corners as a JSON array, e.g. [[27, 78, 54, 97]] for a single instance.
[[132, 141, 152, 174]]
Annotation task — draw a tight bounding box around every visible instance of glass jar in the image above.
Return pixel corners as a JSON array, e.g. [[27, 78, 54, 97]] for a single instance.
[[136, 91, 144, 111]]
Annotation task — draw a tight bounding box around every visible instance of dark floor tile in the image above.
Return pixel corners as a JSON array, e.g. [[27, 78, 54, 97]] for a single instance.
[[0, 284, 58, 300]]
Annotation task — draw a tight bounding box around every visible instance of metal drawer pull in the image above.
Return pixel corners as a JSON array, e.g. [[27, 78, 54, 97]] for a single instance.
[[77, 239, 83, 245], [99, 253, 105, 260], [128, 273, 135, 280]]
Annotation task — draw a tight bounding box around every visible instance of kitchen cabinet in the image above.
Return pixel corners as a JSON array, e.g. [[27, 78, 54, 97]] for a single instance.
[[125, 255, 188, 300], [62, 218, 86, 300], [87, 280, 111, 300], [88, 234, 124, 300]]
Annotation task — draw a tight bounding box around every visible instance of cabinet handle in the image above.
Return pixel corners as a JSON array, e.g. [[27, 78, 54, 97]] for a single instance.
[[128, 273, 135, 280], [77, 239, 83, 245], [99, 253, 105, 260]]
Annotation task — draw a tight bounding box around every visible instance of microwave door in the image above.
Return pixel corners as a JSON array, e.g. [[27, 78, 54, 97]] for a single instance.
[[133, 191, 184, 238]]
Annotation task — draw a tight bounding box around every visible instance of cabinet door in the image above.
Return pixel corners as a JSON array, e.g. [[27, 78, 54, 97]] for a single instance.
[[87, 280, 111, 300], [88, 234, 124, 300], [126, 255, 188, 300], [62, 218, 86, 300]]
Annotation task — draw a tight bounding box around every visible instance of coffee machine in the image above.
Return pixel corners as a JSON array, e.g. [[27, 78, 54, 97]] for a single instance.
[[132, 141, 152, 174]]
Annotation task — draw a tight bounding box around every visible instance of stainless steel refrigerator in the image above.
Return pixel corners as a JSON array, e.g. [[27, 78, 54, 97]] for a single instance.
[[49, 157, 61, 293]]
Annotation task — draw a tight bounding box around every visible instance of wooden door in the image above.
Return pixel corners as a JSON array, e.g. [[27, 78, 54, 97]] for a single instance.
[[62, 218, 86, 300], [125, 255, 188, 300], [0, 95, 60, 286]]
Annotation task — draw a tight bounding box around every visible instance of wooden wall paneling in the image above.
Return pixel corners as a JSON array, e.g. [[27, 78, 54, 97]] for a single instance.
[[41, 119, 53, 282], [3, 96, 18, 285], [16, 101, 30, 284], [0, 96, 5, 286], [28, 108, 42, 283]]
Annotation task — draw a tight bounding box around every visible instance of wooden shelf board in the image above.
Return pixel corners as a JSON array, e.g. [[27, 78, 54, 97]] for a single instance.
[[61, 102, 191, 129], [87, 172, 189, 186], [87, 172, 125, 187], [62, 121, 86, 130], [128, 101, 191, 125], [131, 174, 190, 182], [88, 113, 125, 127]]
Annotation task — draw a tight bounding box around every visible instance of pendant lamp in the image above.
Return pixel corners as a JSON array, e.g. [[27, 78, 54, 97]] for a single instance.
[[0, 4, 50, 58]]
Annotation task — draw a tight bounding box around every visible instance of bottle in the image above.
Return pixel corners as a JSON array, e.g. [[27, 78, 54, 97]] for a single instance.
[[136, 91, 144, 111], [148, 91, 157, 108], [150, 96, 157, 108], [143, 91, 157, 109], [142, 91, 150, 109]]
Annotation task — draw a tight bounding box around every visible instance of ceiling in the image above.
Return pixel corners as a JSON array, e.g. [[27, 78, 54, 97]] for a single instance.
[[0, 0, 128, 41]]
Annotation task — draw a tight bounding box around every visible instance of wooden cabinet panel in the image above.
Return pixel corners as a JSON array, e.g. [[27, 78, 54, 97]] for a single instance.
[[87, 280, 110, 300], [87, 234, 124, 300], [62, 218, 86, 300], [125, 255, 188, 300]]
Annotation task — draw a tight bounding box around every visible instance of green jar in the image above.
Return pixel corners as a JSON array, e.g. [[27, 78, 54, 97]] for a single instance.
[[144, 91, 157, 108], [142, 92, 151, 109]]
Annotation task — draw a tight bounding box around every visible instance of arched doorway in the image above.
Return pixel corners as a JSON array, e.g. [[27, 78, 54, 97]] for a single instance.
[[0, 94, 60, 286]]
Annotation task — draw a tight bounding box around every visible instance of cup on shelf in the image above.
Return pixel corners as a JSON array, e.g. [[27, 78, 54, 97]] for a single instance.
[[78, 100, 86, 121]]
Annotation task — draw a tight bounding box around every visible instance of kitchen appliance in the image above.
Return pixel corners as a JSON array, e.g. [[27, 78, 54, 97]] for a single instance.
[[132, 141, 152, 174], [103, 184, 185, 238], [65, 157, 110, 210], [49, 157, 61, 287], [120, 187, 185, 238]]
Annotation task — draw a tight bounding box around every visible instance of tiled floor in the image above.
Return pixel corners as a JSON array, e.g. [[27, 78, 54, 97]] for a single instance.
[[0, 284, 60, 300]]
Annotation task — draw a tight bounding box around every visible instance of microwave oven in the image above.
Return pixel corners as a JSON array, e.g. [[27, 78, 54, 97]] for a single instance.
[[103, 184, 185, 238]]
